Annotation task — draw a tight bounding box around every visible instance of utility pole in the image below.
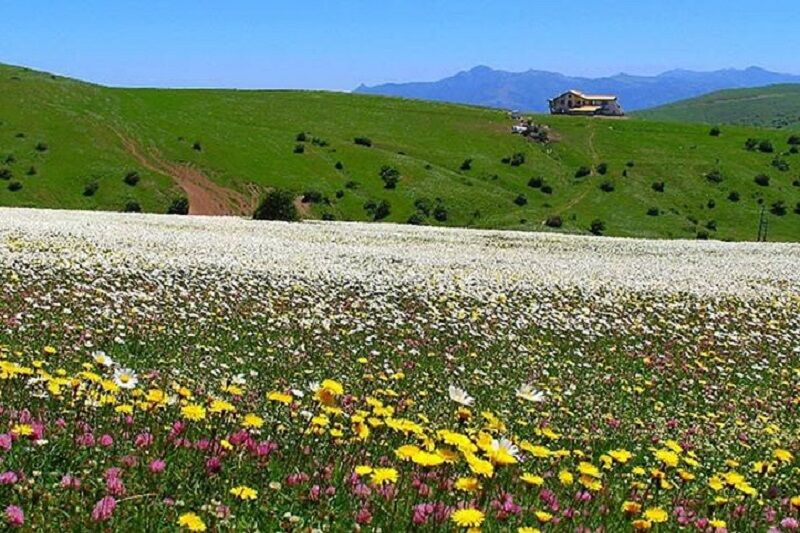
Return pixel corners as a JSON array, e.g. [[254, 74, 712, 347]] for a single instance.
[[757, 206, 768, 242]]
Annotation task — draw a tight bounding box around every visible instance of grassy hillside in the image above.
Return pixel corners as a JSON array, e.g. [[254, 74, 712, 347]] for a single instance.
[[1, 63, 799, 241], [636, 84, 800, 129]]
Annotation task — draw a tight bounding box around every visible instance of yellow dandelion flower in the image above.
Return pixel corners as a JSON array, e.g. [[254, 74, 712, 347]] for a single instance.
[[181, 404, 206, 421], [534, 511, 553, 523], [454, 477, 481, 492], [520, 473, 544, 486], [451, 508, 484, 528], [643, 507, 668, 523], [370, 467, 398, 486], [267, 391, 293, 404], [242, 414, 264, 429], [178, 512, 207, 532], [229, 485, 258, 500]]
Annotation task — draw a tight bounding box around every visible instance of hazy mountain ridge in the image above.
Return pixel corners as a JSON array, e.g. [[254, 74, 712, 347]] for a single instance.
[[355, 66, 800, 112]]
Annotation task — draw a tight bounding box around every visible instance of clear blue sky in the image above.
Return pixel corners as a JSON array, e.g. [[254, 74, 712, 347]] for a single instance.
[[2, 0, 798, 90]]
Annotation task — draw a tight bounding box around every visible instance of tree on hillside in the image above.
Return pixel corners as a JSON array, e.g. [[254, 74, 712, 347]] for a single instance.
[[167, 197, 190, 215], [253, 189, 298, 221]]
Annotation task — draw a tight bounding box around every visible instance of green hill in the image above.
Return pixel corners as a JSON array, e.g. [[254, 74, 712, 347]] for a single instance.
[[636, 84, 800, 129], [1, 63, 799, 241]]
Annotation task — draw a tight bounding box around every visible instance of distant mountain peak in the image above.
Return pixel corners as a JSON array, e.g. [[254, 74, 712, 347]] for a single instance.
[[354, 66, 800, 112]]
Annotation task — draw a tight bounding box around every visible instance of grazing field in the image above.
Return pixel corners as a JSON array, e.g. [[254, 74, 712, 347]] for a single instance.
[[1, 208, 799, 531], [637, 85, 800, 130], [1, 63, 800, 241]]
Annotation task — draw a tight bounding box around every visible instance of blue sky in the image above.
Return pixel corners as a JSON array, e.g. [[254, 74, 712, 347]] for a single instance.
[[2, 0, 798, 90]]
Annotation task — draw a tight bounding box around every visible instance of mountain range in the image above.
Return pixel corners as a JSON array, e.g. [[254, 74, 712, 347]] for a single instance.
[[354, 66, 800, 112]]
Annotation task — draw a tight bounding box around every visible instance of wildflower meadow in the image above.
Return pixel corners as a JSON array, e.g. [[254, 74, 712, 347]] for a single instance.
[[0, 208, 798, 531]]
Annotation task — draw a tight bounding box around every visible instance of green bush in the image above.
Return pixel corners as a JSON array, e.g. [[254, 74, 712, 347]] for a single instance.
[[647, 207, 659, 216], [7, 181, 22, 192], [599, 181, 614, 192], [460, 158, 473, 171], [407, 213, 426, 225], [123, 171, 140, 186], [301, 190, 323, 203], [652, 181, 665, 192], [771, 157, 789, 172], [596, 163, 608, 175], [414, 198, 433, 216], [744, 138, 759, 151], [696, 230, 709, 240], [788, 135, 800, 145], [754, 174, 770, 187], [706, 169, 724, 183], [192, 141, 202, 151], [589, 219, 605, 236], [167, 197, 190, 215], [83, 181, 99, 197], [0, 168, 11, 180], [432, 203, 448, 222], [363, 199, 390, 220], [575, 166, 591, 178], [540, 184, 553, 195], [293, 144, 305, 154], [545, 215, 562, 228], [26, 166, 36, 176], [354, 136, 373, 147], [528, 176, 543, 188], [709, 127, 721, 137], [379, 166, 400, 189], [253, 189, 298, 221], [513, 194, 527, 206], [334, 161, 344, 170], [35, 142, 48, 152], [770, 201, 787, 216], [758, 140, 774, 153], [728, 191, 740, 202], [123, 200, 142, 213], [295, 132, 308, 142]]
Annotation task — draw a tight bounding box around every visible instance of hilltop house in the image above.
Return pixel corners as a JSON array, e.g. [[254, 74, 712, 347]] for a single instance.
[[549, 90, 624, 116]]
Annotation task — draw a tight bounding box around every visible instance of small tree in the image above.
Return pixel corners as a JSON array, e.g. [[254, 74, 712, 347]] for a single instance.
[[728, 191, 740, 202], [334, 161, 344, 170], [528, 176, 543, 188], [296, 132, 308, 142], [599, 181, 614, 192], [744, 138, 759, 151], [540, 184, 553, 195], [26, 166, 36, 176], [589, 219, 605, 236], [192, 141, 202, 152], [652, 181, 665, 192], [7, 181, 22, 192], [758, 140, 774, 153], [432, 204, 448, 222], [354, 136, 373, 147], [709, 126, 721, 137], [596, 162, 608, 175], [123, 200, 142, 213], [770, 201, 787, 216], [788, 134, 800, 146], [293, 144, 305, 154], [253, 189, 298, 221], [0, 168, 12, 180], [35, 142, 48, 152], [513, 194, 527, 206], [647, 207, 659, 216], [460, 158, 473, 171], [706, 169, 724, 184], [167, 197, 190, 215], [363, 199, 391, 220]]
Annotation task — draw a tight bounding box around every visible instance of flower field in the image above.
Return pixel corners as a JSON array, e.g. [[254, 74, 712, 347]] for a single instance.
[[1, 207, 799, 531]]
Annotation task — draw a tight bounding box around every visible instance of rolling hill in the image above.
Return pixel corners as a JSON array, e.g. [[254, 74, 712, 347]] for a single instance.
[[1, 62, 799, 241], [355, 65, 800, 113], [635, 85, 800, 129]]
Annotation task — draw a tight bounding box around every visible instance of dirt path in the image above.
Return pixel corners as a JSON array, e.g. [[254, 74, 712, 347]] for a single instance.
[[115, 132, 257, 216]]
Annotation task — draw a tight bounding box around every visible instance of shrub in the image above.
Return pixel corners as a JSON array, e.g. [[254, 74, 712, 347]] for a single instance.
[[791, 146, 799, 154], [363, 199, 391, 220], [354, 136, 373, 147], [123, 200, 142, 213], [321, 213, 335, 221], [758, 140, 774, 153], [167, 197, 190, 215], [626, 161, 635, 168], [414, 198, 433, 216], [4, 154, 14, 164], [744, 138, 759, 151], [311, 137, 328, 147], [706, 220, 717, 231], [35, 142, 48, 152], [123, 171, 140, 186], [0, 168, 12, 180], [575, 166, 591, 178], [301, 190, 323, 203], [460, 158, 473, 171], [599, 181, 614, 192], [502, 152, 526, 166], [293, 144, 305, 154], [335, 190, 344, 199], [589, 219, 605, 236], [379, 165, 400, 189], [754, 174, 770, 187], [596, 163, 608, 175], [295, 132, 308, 142], [334, 161, 343, 170], [344, 180, 359, 189], [528, 176, 543, 188], [788, 135, 800, 146], [647, 207, 659, 216], [253, 189, 298, 221], [26, 166, 36, 176], [15, 133, 25, 139], [407, 213, 426, 225], [794, 179, 800, 187], [192, 141, 202, 151], [540, 184, 553, 195], [513, 194, 527, 206], [706, 169, 724, 183], [652, 181, 665, 192], [432, 204, 448, 222], [770, 201, 787, 216], [771, 157, 790, 172], [707, 199, 716, 209], [7, 181, 22, 192], [545, 215, 562, 228], [709, 126, 721, 137], [83, 181, 99, 197], [728, 191, 740, 202], [696, 230, 709, 240]]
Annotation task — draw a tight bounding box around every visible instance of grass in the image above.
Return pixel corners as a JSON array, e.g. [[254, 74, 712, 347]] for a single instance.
[[636, 84, 800, 129], [1, 63, 799, 241]]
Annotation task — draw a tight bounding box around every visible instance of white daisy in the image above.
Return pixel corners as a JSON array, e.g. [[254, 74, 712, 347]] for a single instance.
[[448, 385, 474, 406], [492, 437, 521, 460], [92, 351, 115, 368], [113, 368, 138, 390], [516, 384, 545, 403]]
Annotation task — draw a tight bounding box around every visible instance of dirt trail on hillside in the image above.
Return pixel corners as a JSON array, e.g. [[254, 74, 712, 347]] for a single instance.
[[115, 132, 258, 216]]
